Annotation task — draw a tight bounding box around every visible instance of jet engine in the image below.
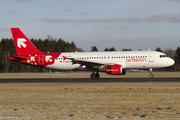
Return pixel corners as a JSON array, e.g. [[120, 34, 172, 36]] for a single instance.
[[105, 65, 126, 75]]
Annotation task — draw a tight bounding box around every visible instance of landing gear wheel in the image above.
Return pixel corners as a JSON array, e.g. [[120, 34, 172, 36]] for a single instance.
[[150, 74, 154, 78], [95, 73, 100, 78], [90, 73, 96, 79], [90, 70, 100, 79]]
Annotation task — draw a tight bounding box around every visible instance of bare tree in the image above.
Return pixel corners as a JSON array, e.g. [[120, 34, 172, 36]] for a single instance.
[[164, 48, 175, 59], [1, 51, 10, 73]]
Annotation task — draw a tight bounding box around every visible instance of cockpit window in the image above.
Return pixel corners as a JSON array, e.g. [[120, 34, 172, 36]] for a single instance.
[[160, 55, 167, 58]]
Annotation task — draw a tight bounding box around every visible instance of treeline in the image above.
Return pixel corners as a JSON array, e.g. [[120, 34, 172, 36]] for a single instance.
[[0, 38, 180, 72]]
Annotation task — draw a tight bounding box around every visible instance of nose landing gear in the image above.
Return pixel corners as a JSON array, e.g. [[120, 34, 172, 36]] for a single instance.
[[149, 68, 154, 78]]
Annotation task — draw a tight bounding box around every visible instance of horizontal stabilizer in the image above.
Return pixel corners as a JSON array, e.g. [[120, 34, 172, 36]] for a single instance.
[[9, 55, 28, 60]]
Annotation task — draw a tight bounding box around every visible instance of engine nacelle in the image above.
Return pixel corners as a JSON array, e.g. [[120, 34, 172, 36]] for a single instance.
[[105, 65, 126, 75]]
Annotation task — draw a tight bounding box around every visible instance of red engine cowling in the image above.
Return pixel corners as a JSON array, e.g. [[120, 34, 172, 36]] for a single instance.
[[105, 65, 126, 75]]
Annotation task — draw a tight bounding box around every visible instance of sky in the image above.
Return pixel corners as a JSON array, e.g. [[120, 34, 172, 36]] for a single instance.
[[0, 0, 180, 51]]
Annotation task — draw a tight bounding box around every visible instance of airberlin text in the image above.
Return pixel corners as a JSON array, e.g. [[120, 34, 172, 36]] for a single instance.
[[126, 58, 146, 62]]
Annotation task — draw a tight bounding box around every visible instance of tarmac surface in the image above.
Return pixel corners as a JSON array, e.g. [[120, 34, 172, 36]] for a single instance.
[[0, 77, 180, 83]]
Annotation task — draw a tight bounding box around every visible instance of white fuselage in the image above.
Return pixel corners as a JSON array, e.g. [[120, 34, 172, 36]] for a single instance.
[[45, 51, 174, 71]]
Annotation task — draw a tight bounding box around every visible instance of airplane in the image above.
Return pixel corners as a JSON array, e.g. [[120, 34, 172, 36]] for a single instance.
[[9, 28, 175, 78]]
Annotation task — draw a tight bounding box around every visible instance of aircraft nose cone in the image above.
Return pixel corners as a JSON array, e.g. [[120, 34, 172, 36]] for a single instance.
[[168, 58, 175, 66], [171, 59, 175, 66]]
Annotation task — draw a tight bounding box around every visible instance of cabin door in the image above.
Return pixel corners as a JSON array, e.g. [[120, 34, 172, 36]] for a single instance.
[[39, 54, 44, 65], [149, 53, 154, 62]]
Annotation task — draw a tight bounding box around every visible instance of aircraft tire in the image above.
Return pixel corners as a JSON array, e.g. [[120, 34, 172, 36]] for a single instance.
[[150, 74, 154, 78], [95, 73, 100, 78], [90, 73, 96, 79]]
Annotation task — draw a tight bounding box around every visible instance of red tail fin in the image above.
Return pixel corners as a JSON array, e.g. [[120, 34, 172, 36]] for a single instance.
[[11, 28, 42, 55]]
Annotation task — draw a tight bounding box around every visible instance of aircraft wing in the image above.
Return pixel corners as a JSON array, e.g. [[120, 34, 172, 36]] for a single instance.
[[67, 57, 126, 69]]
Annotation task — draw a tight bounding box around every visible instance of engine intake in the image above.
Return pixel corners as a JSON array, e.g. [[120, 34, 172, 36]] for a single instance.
[[105, 65, 126, 75]]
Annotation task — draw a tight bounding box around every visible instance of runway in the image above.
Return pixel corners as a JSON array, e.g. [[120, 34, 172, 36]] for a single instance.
[[0, 77, 180, 83]]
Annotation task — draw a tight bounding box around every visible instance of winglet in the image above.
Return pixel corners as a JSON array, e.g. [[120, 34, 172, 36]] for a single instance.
[[11, 28, 42, 55]]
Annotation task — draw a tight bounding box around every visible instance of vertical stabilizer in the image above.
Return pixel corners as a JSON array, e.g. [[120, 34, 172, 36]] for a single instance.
[[11, 28, 42, 55]]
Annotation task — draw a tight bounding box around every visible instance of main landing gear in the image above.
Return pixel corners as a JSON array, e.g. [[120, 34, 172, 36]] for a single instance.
[[149, 68, 154, 78], [90, 71, 100, 79]]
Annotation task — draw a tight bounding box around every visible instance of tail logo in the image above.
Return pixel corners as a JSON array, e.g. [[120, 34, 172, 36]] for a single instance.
[[17, 38, 27, 48]]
